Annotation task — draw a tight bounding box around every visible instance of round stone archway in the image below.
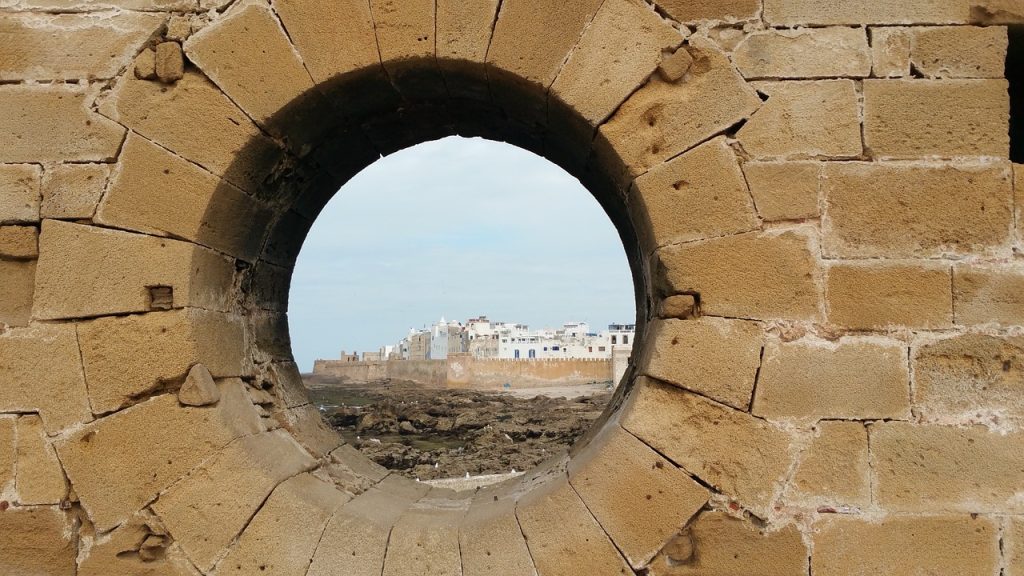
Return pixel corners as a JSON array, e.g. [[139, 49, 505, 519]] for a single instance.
[[1, 1, 1023, 575]]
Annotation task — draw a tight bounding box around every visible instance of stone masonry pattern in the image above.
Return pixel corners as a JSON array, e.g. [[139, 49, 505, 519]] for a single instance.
[[1, 0, 1023, 574]]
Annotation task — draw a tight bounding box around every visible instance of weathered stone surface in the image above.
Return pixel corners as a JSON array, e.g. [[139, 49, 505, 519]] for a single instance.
[[97, 134, 274, 261], [134, 47, 156, 80], [913, 333, 1024, 420], [56, 381, 263, 531], [764, 0, 971, 25], [863, 79, 1009, 158], [826, 262, 952, 329], [733, 27, 871, 79], [77, 511, 200, 576], [0, 259, 35, 327], [655, 228, 821, 321], [1017, 164, 1023, 249], [953, 265, 1024, 326], [622, 377, 793, 515], [658, 294, 697, 318], [274, 404, 344, 458], [435, 0, 500, 99], [742, 161, 820, 221], [460, 492, 535, 576], [0, 13, 163, 81], [185, 3, 314, 128], [0, 225, 38, 260], [823, 162, 1013, 258], [274, 0, 380, 84], [631, 137, 758, 251], [790, 421, 870, 507], [308, 488, 412, 576], [870, 27, 911, 77], [597, 38, 761, 180], [0, 84, 124, 163], [0, 417, 13, 491], [657, 46, 693, 81], [218, 473, 349, 575], [1010, 518, 1024, 576], [15, 414, 67, 505], [40, 164, 108, 220], [812, 515, 998, 575], [737, 80, 862, 158], [383, 496, 467, 576], [9, 0, 193, 10], [569, 425, 708, 567], [910, 26, 1008, 78], [551, 0, 681, 131], [517, 477, 633, 576], [872, 422, 1024, 513], [33, 220, 234, 320], [98, 70, 282, 194], [646, 512, 808, 575], [0, 164, 41, 223], [77, 309, 247, 415], [972, 0, 1024, 23], [153, 430, 315, 571], [752, 338, 911, 421], [0, 508, 76, 576], [154, 41, 184, 83], [0, 324, 91, 434], [178, 364, 220, 407], [655, 0, 759, 22], [641, 318, 763, 409]]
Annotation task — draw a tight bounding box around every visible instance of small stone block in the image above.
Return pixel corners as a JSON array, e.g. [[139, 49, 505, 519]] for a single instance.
[[179, 363, 220, 407], [155, 42, 184, 83]]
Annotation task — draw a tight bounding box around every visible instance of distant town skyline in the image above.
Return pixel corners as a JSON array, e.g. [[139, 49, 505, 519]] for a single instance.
[[287, 136, 636, 371]]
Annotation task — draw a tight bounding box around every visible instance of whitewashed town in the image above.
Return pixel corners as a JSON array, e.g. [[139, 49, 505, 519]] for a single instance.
[[339, 315, 636, 362]]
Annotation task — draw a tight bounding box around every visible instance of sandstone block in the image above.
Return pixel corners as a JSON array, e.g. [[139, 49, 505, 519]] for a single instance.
[[178, 364, 220, 407], [551, 0, 681, 130], [641, 318, 763, 409], [273, 0, 380, 84], [516, 477, 633, 576], [658, 294, 698, 318], [0, 324, 91, 434], [153, 430, 316, 571], [274, 404, 344, 457], [154, 41, 184, 83], [569, 425, 708, 567], [737, 80, 862, 158], [308, 488, 410, 576], [15, 415, 67, 505], [382, 497, 466, 576], [764, 0, 971, 25], [134, 47, 156, 80], [621, 377, 793, 515], [646, 511, 807, 575], [0, 260, 35, 327], [631, 137, 758, 251], [370, 0, 446, 99], [657, 46, 693, 81], [96, 134, 274, 261], [77, 511, 199, 576], [597, 38, 761, 180], [1009, 518, 1024, 576], [863, 79, 1009, 158], [0, 84, 124, 163], [0, 164, 41, 223], [823, 162, 1013, 258], [655, 228, 821, 321], [972, 0, 1024, 23], [459, 494, 535, 576], [870, 27, 911, 77], [436, 0, 500, 99], [33, 220, 234, 320], [912, 333, 1024, 420], [184, 3, 319, 139], [871, 422, 1024, 513], [98, 70, 283, 194], [1017, 164, 1023, 248], [812, 515, 998, 576], [0, 508, 76, 576], [0, 13, 163, 81], [655, 0, 759, 22], [56, 381, 263, 531], [752, 338, 911, 421], [953, 264, 1024, 326], [733, 27, 871, 79], [77, 308, 247, 415], [790, 421, 870, 507], [0, 417, 14, 491], [218, 473, 349, 575], [166, 14, 192, 41], [39, 164, 109, 220], [910, 26, 1008, 78], [826, 262, 952, 329], [742, 161, 820, 221]]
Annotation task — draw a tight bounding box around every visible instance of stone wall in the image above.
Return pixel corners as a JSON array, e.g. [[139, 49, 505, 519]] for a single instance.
[[1, 0, 1023, 574], [313, 356, 614, 389]]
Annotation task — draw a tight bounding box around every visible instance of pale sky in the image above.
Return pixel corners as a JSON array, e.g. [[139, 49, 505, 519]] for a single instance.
[[287, 136, 636, 372]]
